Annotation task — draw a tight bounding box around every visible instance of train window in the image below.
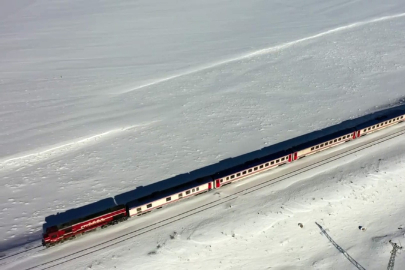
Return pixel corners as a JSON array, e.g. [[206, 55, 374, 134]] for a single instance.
[[334, 139, 337, 142], [237, 173, 241, 177], [196, 187, 199, 191], [311, 147, 314, 150], [179, 193, 183, 197], [192, 189, 195, 192], [226, 177, 229, 180], [275, 159, 279, 163], [372, 126, 375, 129], [401, 116, 404, 118], [253, 167, 257, 171], [249, 169, 253, 172], [166, 197, 171, 202], [281, 158, 284, 161], [137, 207, 142, 212], [389, 120, 392, 123], [325, 142, 328, 145], [147, 204, 152, 208], [320, 144, 324, 147], [265, 163, 269, 166], [315, 146, 319, 149], [186, 190, 191, 194], [259, 165, 263, 168], [220, 179, 224, 183], [338, 138, 341, 141], [230, 175, 235, 179], [243, 171, 247, 175], [65, 227, 72, 233], [271, 161, 274, 165]]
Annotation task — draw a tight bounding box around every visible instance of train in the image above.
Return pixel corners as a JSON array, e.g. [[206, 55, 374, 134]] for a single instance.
[[42, 111, 405, 247]]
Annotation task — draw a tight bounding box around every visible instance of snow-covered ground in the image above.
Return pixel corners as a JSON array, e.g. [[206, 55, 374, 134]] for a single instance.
[[1, 0, 405, 269]]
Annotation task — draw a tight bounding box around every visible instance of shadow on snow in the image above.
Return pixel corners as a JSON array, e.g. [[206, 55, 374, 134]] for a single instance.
[[2, 99, 405, 254]]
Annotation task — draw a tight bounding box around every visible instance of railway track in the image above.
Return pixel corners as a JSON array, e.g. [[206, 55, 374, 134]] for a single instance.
[[3, 125, 405, 270]]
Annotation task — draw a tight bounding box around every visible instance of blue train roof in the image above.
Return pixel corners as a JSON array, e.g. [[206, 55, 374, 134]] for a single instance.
[[291, 127, 355, 152], [127, 176, 213, 208], [355, 109, 405, 130], [213, 149, 289, 179]]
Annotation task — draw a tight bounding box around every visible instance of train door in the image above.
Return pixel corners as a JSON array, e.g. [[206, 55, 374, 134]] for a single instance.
[[357, 130, 361, 137], [352, 131, 358, 139], [215, 179, 221, 188], [208, 182, 212, 190], [288, 154, 292, 162], [294, 152, 298, 160]]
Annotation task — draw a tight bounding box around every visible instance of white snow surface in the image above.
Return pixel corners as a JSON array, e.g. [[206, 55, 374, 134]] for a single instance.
[[1, 0, 405, 269]]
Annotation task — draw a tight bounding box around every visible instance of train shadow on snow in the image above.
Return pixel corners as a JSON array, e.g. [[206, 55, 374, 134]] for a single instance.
[[0, 231, 42, 256], [35, 101, 405, 243]]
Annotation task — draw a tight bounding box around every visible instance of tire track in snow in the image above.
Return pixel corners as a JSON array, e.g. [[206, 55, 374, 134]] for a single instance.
[[0, 122, 157, 172], [120, 12, 405, 94]]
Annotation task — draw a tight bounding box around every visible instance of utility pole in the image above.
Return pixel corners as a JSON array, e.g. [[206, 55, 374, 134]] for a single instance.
[[387, 240, 402, 270]]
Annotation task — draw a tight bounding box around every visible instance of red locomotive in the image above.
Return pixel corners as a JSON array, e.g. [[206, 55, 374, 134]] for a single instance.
[[42, 205, 127, 247]]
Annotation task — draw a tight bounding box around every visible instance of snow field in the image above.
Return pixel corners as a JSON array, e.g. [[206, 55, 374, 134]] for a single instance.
[[1, 0, 405, 269]]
